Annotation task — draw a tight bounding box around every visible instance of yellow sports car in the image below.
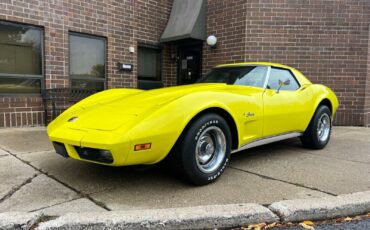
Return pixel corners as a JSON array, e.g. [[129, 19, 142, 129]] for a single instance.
[[48, 62, 339, 185]]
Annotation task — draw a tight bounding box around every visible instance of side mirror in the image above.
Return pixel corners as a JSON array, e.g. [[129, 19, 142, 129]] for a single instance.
[[276, 79, 290, 93]]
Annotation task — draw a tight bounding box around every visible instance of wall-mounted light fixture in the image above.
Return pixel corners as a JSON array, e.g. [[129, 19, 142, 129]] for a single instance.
[[171, 53, 178, 63], [206, 35, 217, 48]]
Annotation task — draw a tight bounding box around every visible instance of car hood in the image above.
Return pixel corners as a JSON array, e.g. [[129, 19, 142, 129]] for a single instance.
[[67, 83, 229, 131]]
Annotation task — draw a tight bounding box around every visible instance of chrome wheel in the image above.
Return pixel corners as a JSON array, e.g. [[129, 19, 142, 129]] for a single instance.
[[195, 126, 226, 173], [317, 113, 331, 142]]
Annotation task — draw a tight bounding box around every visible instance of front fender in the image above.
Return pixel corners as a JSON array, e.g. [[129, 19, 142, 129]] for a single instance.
[[124, 92, 240, 165]]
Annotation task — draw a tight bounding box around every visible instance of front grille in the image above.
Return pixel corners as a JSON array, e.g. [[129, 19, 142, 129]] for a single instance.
[[75, 146, 113, 164]]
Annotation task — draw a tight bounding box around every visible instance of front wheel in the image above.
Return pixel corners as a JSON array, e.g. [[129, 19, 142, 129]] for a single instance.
[[300, 105, 332, 149], [171, 113, 231, 185]]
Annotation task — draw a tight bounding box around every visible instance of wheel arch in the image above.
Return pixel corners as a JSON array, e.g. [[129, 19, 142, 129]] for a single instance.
[[304, 97, 334, 131], [301, 98, 333, 149], [180, 107, 239, 151], [318, 98, 333, 114], [311, 84, 339, 119]]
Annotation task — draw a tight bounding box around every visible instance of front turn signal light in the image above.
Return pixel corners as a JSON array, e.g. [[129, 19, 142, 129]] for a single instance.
[[134, 143, 151, 151]]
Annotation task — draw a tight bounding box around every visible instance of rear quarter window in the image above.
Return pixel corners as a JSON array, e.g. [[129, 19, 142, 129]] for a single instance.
[[267, 68, 300, 91]]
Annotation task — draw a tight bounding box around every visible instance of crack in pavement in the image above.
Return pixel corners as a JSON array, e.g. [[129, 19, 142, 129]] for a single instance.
[[227, 165, 337, 196], [0, 148, 54, 156], [30, 215, 58, 230], [286, 148, 370, 166], [0, 173, 39, 204], [247, 140, 370, 165], [0, 147, 112, 211], [29, 197, 82, 213], [13, 150, 56, 155], [243, 144, 370, 166]]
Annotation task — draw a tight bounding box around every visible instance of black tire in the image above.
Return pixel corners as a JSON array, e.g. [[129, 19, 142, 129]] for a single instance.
[[171, 113, 231, 185], [300, 105, 332, 149]]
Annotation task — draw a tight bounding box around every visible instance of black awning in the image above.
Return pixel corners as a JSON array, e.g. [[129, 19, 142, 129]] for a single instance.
[[160, 0, 206, 43]]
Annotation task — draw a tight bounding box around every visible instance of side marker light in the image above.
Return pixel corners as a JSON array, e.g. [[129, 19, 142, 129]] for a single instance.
[[134, 143, 151, 151]]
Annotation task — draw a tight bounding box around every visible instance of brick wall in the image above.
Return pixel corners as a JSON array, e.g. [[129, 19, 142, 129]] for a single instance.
[[0, 97, 43, 127], [203, 0, 247, 72], [1, 0, 370, 127], [133, 0, 176, 87], [162, 43, 178, 87], [366, 24, 370, 127], [203, 0, 370, 126], [0, 0, 173, 127]]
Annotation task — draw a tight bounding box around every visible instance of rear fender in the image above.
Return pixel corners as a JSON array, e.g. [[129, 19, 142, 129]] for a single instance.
[[307, 85, 339, 129]]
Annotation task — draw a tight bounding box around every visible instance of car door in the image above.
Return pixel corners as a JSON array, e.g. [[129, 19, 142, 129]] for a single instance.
[[227, 66, 268, 144], [263, 67, 312, 137]]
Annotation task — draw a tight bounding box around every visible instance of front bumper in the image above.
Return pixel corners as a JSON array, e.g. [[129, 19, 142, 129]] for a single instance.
[[48, 120, 178, 167], [48, 127, 131, 166], [52, 142, 69, 158], [53, 142, 114, 164]]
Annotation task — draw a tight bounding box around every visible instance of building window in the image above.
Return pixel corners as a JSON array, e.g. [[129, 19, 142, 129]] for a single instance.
[[69, 33, 106, 91], [138, 46, 162, 81], [0, 21, 43, 94]]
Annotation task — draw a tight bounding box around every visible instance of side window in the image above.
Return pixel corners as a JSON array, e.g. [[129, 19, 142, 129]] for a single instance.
[[267, 68, 300, 91], [233, 66, 268, 88]]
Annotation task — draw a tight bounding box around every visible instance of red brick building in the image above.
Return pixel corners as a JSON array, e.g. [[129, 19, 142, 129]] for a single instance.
[[0, 0, 369, 127]]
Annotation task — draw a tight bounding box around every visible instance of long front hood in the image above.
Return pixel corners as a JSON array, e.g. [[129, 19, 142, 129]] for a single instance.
[[66, 84, 229, 131], [101, 83, 228, 108], [66, 105, 143, 131]]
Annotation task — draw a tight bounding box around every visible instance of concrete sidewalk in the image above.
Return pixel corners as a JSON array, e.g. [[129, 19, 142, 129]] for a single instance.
[[0, 126, 369, 216]]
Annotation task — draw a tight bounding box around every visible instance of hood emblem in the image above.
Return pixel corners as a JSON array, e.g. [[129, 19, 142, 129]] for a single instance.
[[68, 116, 79, 122]]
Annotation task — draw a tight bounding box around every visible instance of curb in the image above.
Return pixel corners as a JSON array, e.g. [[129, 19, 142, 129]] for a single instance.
[[0, 191, 369, 230], [37, 203, 277, 230], [0, 212, 42, 230], [269, 191, 370, 222]]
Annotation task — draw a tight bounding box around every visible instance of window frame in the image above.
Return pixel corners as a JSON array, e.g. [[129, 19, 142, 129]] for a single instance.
[[68, 32, 107, 90], [0, 20, 44, 95], [233, 66, 269, 88], [137, 43, 163, 81], [199, 65, 269, 89], [265, 67, 301, 91]]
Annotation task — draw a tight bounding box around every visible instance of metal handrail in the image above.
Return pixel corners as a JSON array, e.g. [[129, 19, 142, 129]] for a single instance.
[[41, 88, 97, 124]]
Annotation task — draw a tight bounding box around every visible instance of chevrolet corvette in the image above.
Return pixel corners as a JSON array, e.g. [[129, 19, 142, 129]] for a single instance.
[[47, 62, 339, 185]]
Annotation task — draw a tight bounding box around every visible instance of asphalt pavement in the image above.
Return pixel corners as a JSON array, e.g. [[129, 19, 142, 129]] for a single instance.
[[275, 218, 370, 230], [314, 219, 370, 230], [0, 126, 369, 215]]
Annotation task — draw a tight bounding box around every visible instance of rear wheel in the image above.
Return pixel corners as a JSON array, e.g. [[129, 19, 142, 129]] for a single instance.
[[171, 113, 231, 185], [300, 105, 332, 149]]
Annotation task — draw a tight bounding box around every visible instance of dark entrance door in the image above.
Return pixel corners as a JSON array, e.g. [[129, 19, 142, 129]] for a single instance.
[[177, 43, 202, 85]]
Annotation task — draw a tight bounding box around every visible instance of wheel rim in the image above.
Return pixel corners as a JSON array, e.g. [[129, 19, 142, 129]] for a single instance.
[[195, 126, 226, 174], [317, 113, 331, 142]]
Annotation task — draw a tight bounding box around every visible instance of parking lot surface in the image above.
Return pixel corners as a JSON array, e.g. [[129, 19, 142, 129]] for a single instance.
[[0, 126, 369, 215]]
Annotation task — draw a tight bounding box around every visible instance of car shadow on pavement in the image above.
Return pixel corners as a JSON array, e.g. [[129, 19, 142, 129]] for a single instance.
[[229, 137, 304, 162]]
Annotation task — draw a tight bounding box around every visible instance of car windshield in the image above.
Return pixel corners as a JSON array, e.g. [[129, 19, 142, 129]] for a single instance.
[[197, 66, 267, 88]]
